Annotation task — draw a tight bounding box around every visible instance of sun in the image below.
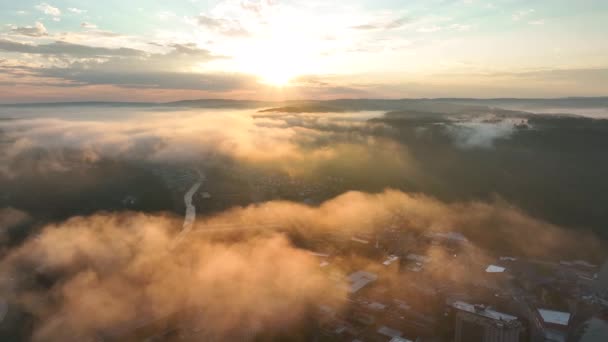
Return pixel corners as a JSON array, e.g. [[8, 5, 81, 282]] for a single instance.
[[258, 66, 295, 87], [252, 53, 300, 87], [260, 72, 291, 87], [222, 35, 307, 87], [207, 23, 323, 88]]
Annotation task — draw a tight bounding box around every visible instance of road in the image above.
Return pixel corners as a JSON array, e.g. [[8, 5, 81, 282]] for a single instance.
[[170, 169, 205, 249]]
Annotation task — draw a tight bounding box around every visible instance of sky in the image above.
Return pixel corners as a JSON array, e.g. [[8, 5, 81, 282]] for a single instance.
[[0, 0, 607, 102]]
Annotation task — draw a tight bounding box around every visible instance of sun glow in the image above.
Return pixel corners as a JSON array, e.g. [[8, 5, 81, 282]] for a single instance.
[[222, 27, 323, 87], [201, 7, 347, 88], [256, 57, 298, 86], [228, 37, 308, 87]]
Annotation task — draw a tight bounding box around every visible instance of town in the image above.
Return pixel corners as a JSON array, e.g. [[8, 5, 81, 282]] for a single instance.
[[112, 163, 608, 342]]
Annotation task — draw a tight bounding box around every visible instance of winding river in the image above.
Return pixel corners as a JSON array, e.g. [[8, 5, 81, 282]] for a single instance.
[[170, 170, 205, 249]]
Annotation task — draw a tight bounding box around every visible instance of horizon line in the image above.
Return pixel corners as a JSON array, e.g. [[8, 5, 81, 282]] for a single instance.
[[2, 96, 608, 106]]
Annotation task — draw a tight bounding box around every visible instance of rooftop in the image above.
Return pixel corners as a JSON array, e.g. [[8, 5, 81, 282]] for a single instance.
[[383, 255, 399, 266], [538, 309, 571, 326], [351, 236, 370, 244], [390, 337, 414, 342], [347, 271, 378, 293], [500, 256, 517, 261], [377, 325, 403, 338], [368, 301, 387, 310], [452, 301, 518, 322], [425, 231, 468, 242], [406, 253, 430, 263], [486, 265, 506, 273]]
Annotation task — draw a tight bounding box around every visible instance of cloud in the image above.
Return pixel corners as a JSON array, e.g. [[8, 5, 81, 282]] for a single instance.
[[0, 41, 258, 91], [68, 7, 86, 14], [445, 119, 521, 149], [0, 211, 345, 341], [193, 189, 604, 260], [195, 14, 249, 36], [0, 188, 603, 339], [0, 39, 144, 57], [0, 108, 411, 181], [35, 68, 259, 91], [512, 9, 534, 21], [351, 24, 377, 30], [239, 0, 276, 15], [157, 11, 176, 21], [528, 19, 545, 25], [9, 22, 48, 37], [80, 22, 97, 29], [485, 68, 608, 87], [386, 17, 411, 29], [416, 25, 442, 33], [35, 2, 61, 17], [351, 17, 411, 31], [449, 23, 472, 31]]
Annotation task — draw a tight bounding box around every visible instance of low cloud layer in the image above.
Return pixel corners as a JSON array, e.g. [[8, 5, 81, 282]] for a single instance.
[[0, 189, 603, 340], [0, 212, 344, 341], [199, 189, 604, 260], [1, 105, 607, 242], [0, 108, 419, 181], [446, 119, 523, 149]]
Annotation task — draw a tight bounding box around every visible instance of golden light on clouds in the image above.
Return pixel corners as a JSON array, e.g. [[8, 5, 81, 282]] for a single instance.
[[0, 0, 607, 101]]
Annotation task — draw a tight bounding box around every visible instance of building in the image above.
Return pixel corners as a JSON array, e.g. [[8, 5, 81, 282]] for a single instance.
[[452, 301, 523, 342], [405, 253, 431, 272], [389, 337, 414, 342], [377, 325, 404, 339], [347, 270, 378, 294], [595, 260, 608, 299], [537, 308, 571, 342], [425, 231, 468, 243], [486, 265, 507, 273]]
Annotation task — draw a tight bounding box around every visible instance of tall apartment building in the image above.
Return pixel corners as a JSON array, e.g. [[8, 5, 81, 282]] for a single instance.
[[452, 301, 523, 342]]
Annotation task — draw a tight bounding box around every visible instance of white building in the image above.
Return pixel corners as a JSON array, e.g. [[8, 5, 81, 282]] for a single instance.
[[347, 270, 378, 293]]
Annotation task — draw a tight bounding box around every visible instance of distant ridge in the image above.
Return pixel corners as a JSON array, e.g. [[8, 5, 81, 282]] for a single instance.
[[0, 101, 157, 107], [432, 97, 608, 108], [1, 97, 607, 111], [165, 99, 272, 108]]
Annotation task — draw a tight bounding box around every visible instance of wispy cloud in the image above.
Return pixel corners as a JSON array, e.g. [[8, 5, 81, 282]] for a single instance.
[[67, 7, 86, 14], [35, 2, 61, 17], [351, 17, 412, 31], [9, 22, 48, 37], [417, 25, 442, 33], [512, 9, 534, 21], [449, 23, 472, 31], [80, 22, 98, 29], [0, 39, 144, 57], [195, 14, 250, 36], [528, 19, 545, 25]]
